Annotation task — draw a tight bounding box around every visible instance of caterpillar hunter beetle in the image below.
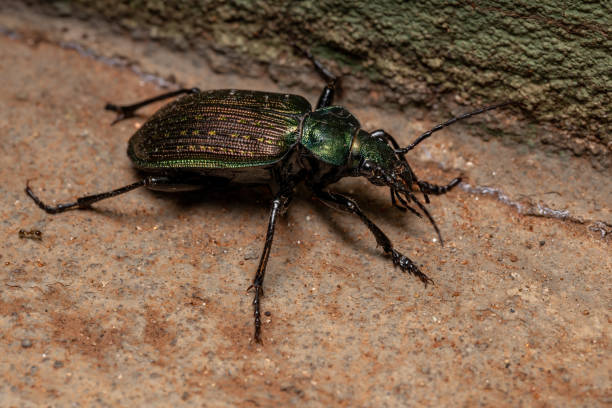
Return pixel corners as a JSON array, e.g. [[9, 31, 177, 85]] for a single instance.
[[26, 47, 505, 343]]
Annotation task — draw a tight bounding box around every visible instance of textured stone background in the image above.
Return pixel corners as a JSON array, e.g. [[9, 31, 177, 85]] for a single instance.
[[16, 0, 612, 168], [0, 3, 610, 407]]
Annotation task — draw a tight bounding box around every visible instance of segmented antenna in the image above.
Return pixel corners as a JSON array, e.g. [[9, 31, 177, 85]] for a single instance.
[[396, 102, 511, 154]]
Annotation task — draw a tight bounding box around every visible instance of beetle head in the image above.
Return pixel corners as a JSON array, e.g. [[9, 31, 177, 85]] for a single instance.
[[349, 129, 416, 187], [349, 129, 443, 243]]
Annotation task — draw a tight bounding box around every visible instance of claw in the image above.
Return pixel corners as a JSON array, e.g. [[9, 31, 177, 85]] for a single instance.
[[250, 283, 265, 344], [417, 273, 434, 287], [391, 249, 433, 286], [246, 284, 264, 297]]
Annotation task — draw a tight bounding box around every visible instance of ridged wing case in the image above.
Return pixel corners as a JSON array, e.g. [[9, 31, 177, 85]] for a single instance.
[[128, 90, 312, 170]]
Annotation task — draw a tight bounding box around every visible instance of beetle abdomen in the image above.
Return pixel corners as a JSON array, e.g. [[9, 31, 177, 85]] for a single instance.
[[128, 90, 311, 169]]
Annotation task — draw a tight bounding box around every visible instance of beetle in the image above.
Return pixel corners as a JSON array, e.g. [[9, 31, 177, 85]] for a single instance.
[[25, 48, 504, 343]]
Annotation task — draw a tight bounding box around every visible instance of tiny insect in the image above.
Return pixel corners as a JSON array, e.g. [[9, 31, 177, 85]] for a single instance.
[[19, 228, 42, 241], [26, 48, 505, 343]]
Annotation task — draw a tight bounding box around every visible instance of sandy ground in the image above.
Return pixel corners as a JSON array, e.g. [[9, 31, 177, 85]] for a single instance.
[[0, 7, 610, 408]]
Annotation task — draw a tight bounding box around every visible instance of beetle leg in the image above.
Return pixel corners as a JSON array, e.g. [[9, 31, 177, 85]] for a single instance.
[[315, 190, 433, 286], [105, 87, 201, 125], [248, 193, 292, 343], [293, 45, 339, 109], [416, 177, 462, 204], [391, 189, 422, 218], [315, 83, 337, 110], [390, 189, 405, 211], [417, 178, 461, 195], [25, 176, 176, 214]]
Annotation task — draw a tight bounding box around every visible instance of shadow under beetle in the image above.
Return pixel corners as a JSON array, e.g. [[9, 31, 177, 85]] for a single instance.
[[26, 48, 505, 343]]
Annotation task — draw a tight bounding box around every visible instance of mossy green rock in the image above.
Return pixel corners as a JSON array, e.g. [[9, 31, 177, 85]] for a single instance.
[[48, 0, 610, 165]]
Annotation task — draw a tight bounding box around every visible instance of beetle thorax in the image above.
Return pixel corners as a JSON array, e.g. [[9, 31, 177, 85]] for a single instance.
[[300, 106, 361, 167]]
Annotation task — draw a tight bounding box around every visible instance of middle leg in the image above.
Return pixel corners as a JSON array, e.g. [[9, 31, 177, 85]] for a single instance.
[[249, 192, 292, 343], [293, 45, 338, 109]]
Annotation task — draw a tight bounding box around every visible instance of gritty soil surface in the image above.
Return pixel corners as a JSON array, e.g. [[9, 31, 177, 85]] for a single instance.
[[0, 8, 610, 408]]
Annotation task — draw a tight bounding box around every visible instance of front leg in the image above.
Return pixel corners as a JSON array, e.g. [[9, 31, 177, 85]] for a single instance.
[[249, 192, 292, 343], [315, 190, 433, 286]]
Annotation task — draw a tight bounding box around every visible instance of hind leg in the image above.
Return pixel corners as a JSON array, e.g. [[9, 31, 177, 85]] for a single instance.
[[105, 87, 201, 124]]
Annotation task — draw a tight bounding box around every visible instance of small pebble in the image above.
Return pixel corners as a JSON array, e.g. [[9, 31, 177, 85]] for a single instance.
[[15, 92, 29, 101], [243, 247, 259, 260], [53, 360, 64, 369], [21, 339, 33, 348]]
